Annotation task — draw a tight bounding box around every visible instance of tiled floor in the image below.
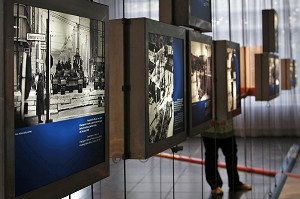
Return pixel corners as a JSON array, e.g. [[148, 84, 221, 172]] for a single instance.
[[63, 137, 300, 199]]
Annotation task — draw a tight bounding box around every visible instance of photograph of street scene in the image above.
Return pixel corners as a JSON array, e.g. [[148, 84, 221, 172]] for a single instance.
[[148, 33, 174, 143], [190, 41, 212, 126], [268, 57, 280, 97], [14, 4, 105, 128], [190, 41, 212, 104], [227, 48, 239, 113]]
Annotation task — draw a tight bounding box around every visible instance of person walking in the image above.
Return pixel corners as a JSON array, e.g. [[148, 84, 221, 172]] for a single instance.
[[36, 73, 44, 123], [202, 119, 252, 195]]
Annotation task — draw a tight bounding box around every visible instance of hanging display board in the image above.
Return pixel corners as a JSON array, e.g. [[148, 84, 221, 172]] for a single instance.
[[255, 53, 280, 101], [159, 0, 212, 32], [109, 18, 186, 159], [214, 40, 241, 120], [240, 46, 263, 96], [281, 59, 294, 90], [187, 31, 212, 136], [293, 60, 297, 87], [262, 9, 279, 53], [4, 0, 109, 198]]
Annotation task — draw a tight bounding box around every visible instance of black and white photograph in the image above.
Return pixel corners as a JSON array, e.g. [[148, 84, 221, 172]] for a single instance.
[[14, 4, 105, 128], [190, 41, 212, 103], [227, 48, 237, 112], [268, 57, 280, 96], [274, 12, 279, 52], [148, 33, 174, 143]]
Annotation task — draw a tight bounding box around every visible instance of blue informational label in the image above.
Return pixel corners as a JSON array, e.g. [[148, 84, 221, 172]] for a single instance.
[[173, 38, 185, 134], [192, 100, 212, 127], [15, 114, 105, 196], [190, 0, 211, 23]]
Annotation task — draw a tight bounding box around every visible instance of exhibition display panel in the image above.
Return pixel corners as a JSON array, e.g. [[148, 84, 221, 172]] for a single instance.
[[293, 60, 297, 87], [109, 18, 186, 159], [214, 41, 241, 120], [262, 9, 279, 53], [255, 53, 280, 101], [4, 0, 109, 198], [159, 0, 212, 32], [187, 31, 212, 136], [240, 46, 263, 96], [281, 59, 294, 90]]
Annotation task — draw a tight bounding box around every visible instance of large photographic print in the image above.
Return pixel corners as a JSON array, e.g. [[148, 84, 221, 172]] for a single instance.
[[148, 33, 184, 143], [14, 7, 105, 127], [227, 48, 241, 114], [190, 41, 212, 126], [13, 4, 106, 196]]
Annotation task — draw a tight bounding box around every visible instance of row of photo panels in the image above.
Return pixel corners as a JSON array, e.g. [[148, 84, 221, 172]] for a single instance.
[[8, 0, 292, 198]]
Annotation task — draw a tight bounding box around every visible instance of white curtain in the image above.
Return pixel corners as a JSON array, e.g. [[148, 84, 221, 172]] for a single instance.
[[95, 0, 158, 20], [95, 0, 300, 136]]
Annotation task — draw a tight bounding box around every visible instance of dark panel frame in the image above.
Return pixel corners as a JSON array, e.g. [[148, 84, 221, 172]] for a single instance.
[[159, 0, 212, 32], [293, 60, 297, 88], [187, 31, 212, 136], [4, 0, 109, 198], [128, 18, 186, 159], [281, 59, 293, 90], [255, 53, 280, 101], [262, 9, 279, 53], [214, 40, 241, 121], [108, 20, 125, 159]]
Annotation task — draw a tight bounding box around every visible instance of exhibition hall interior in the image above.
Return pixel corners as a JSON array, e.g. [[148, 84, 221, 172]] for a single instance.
[[1, 0, 300, 198]]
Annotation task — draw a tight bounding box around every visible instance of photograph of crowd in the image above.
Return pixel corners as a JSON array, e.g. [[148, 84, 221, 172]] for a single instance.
[[190, 41, 212, 104], [14, 4, 105, 128], [148, 33, 174, 143]]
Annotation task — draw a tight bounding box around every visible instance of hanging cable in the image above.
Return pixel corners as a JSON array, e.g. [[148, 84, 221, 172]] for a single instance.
[[91, 184, 94, 199], [201, 137, 204, 199], [228, 0, 232, 41], [122, 1, 129, 199], [261, 101, 265, 195], [267, 101, 272, 195], [172, 150, 175, 199], [100, 181, 102, 199], [160, 156, 162, 199]]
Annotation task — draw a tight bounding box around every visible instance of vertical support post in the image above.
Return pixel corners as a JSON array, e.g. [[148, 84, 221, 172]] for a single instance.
[[46, 12, 50, 123], [228, 0, 232, 41], [0, 0, 5, 197], [122, 1, 131, 199]]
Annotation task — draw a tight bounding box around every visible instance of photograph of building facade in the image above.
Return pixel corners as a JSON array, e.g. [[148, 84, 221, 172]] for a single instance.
[[14, 4, 105, 128]]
